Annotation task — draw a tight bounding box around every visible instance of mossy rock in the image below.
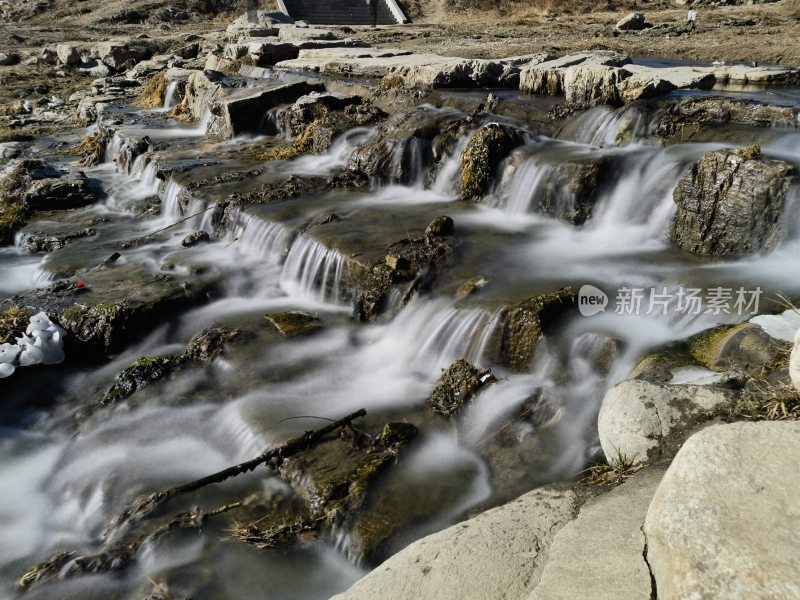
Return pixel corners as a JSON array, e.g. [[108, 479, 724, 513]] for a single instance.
[[425, 215, 454, 238], [460, 123, 524, 202], [265, 311, 320, 336], [427, 359, 495, 417], [101, 355, 188, 405], [0, 202, 30, 245], [491, 287, 577, 371], [0, 305, 30, 344], [185, 327, 242, 364], [688, 322, 788, 374]]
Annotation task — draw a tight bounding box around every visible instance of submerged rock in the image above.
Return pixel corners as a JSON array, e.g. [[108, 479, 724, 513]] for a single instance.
[[265, 311, 320, 336], [185, 327, 241, 364], [181, 230, 210, 247], [427, 359, 495, 417], [277, 421, 418, 561], [669, 146, 795, 256], [102, 355, 188, 405], [460, 123, 525, 202]]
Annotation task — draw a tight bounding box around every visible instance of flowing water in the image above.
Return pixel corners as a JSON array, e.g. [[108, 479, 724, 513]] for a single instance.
[[2, 75, 800, 600]]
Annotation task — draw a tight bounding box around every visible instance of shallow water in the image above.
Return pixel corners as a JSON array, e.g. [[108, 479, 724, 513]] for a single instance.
[[2, 76, 800, 599]]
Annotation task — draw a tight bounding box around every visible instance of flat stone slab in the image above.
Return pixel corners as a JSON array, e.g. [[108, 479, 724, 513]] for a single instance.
[[331, 486, 578, 600], [530, 467, 666, 600]]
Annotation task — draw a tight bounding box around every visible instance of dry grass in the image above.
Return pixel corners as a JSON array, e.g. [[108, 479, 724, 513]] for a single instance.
[[580, 446, 645, 487], [781, 0, 800, 19], [168, 99, 196, 123], [0, 306, 30, 344], [228, 518, 318, 550], [74, 133, 106, 166], [731, 376, 800, 421], [132, 71, 167, 109]]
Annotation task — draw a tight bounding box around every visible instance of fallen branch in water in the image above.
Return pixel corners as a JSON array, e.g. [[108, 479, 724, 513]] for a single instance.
[[120, 202, 226, 249], [105, 408, 368, 538]]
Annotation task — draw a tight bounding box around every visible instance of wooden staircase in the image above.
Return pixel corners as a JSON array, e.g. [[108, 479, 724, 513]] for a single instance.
[[280, 0, 405, 25]]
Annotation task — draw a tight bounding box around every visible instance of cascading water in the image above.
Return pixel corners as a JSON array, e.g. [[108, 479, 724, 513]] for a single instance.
[[280, 234, 353, 305]]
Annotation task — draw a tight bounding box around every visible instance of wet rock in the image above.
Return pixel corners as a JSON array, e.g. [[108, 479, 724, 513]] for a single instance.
[[615, 12, 648, 31], [490, 288, 577, 371], [459, 123, 525, 202], [348, 106, 459, 184], [20, 227, 96, 253], [56, 44, 81, 66], [331, 486, 579, 600], [102, 355, 188, 405], [424, 215, 454, 237], [277, 421, 417, 558], [12, 264, 218, 357], [265, 311, 320, 336], [185, 327, 241, 364], [207, 80, 326, 138], [354, 230, 455, 321], [181, 230, 210, 247], [645, 422, 800, 600], [654, 96, 800, 140], [597, 379, 736, 464], [427, 359, 495, 417], [0, 159, 97, 211], [669, 146, 795, 256], [273, 92, 361, 138], [687, 322, 788, 375], [0, 203, 29, 245]]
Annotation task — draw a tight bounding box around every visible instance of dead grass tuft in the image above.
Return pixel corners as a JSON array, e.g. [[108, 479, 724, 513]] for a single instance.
[[0, 305, 30, 344], [132, 71, 168, 109], [580, 446, 645, 487], [74, 133, 107, 166], [168, 99, 196, 123]]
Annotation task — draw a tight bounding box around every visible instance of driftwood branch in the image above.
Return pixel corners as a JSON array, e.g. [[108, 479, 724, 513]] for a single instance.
[[105, 408, 367, 537]]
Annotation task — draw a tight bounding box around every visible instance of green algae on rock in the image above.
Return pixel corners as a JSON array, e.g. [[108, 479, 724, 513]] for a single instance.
[[101, 355, 188, 405], [460, 123, 525, 202], [265, 311, 321, 337]]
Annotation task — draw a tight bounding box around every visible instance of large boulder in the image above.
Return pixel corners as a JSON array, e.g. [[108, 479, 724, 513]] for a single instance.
[[331, 486, 579, 600], [90, 40, 160, 71], [597, 379, 736, 464], [615, 12, 648, 31], [669, 146, 795, 256], [56, 44, 81, 66], [644, 422, 800, 600]]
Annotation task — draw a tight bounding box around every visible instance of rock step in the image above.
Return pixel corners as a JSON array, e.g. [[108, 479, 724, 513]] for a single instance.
[[282, 0, 401, 25]]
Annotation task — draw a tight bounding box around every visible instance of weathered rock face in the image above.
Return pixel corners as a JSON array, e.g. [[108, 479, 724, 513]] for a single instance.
[[206, 80, 326, 138], [427, 359, 495, 417], [349, 106, 460, 185], [669, 146, 795, 256], [489, 288, 577, 371], [101, 355, 188, 405], [19, 227, 97, 253], [459, 123, 525, 202], [644, 422, 800, 600], [0, 159, 97, 211], [56, 44, 81, 66], [331, 486, 579, 600], [273, 92, 361, 138], [520, 52, 633, 107], [597, 379, 736, 464], [654, 96, 800, 140], [90, 40, 161, 72]]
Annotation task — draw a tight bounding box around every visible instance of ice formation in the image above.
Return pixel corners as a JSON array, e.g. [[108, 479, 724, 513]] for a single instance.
[[0, 312, 66, 378]]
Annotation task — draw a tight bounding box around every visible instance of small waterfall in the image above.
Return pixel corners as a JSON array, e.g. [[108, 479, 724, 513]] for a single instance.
[[163, 81, 180, 111], [590, 148, 685, 238], [161, 179, 185, 220], [104, 132, 150, 175], [389, 136, 428, 187], [291, 127, 374, 175], [225, 208, 292, 262], [280, 234, 354, 305], [503, 159, 560, 215], [430, 133, 473, 196], [558, 105, 647, 147]]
